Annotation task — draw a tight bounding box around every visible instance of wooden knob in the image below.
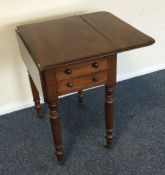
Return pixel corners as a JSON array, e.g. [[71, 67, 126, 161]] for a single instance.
[[67, 82, 73, 87], [65, 69, 72, 74], [92, 76, 99, 82], [92, 62, 99, 68]]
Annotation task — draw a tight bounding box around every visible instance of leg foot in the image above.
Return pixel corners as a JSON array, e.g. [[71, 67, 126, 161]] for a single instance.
[[104, 142, 112, 149], [34, 100, 42, 117], [78, 90, 84, 104]]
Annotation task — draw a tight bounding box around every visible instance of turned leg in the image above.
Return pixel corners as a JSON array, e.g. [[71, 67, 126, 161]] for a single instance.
[[48, 102, 64, 164], [28, 73, 42, 117], [104, 84, 115, 148], [44, 69, 64, 164], [78, 90, 84, 104]]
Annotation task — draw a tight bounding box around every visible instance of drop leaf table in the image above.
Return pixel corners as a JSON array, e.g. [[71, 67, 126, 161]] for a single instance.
[[16, 11, 155, 164]]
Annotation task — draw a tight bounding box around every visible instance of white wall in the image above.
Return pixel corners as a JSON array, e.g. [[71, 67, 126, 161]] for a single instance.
[[0, 0, 164, 115]]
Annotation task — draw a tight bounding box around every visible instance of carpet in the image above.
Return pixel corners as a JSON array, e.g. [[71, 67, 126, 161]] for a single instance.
[[0, 70, 165, 175]]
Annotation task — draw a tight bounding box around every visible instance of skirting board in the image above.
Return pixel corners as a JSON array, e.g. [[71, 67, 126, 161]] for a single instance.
[[1, 64, 165, 116]]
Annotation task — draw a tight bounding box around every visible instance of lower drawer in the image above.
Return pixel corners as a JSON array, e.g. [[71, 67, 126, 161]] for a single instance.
[[57, 71, 107, 95]]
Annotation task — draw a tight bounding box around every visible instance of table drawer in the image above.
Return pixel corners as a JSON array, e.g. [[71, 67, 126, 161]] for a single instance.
[[56, 57, 107, 81], [58, 71, 107, 95]]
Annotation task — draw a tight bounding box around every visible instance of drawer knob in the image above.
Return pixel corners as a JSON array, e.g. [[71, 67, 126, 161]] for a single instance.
[[92, 76, 99, 82], [92, 62, 99, 68], [65, 69, 72, 75], [67, 82, 73, 88]]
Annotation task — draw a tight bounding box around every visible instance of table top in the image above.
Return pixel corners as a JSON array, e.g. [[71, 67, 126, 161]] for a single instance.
[[17, 11, 155, 70]]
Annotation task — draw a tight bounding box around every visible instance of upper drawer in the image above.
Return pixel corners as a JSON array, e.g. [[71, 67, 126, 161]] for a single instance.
[[56, 57, 107, 81]]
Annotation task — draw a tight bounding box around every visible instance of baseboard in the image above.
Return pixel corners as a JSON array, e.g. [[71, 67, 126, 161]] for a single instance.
[[117, 64, 165, 82], [1, 64, 165, 116], [0, 100, 33, 116]]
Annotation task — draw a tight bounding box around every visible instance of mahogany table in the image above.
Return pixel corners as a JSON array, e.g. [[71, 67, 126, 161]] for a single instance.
[[16, 11, 155, 164]]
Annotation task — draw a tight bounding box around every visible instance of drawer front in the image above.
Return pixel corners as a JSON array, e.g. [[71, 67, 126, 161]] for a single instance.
[[58, 71, 107, 95], [56, 57, 107, 81]]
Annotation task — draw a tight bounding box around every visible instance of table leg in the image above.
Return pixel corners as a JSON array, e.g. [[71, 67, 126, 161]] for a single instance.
[[44, 69, 64, 164], [105, 84, 115, 148], [48, 102, 64, 164], [28, 73, 42, 117], [78, 90, 84, 104]]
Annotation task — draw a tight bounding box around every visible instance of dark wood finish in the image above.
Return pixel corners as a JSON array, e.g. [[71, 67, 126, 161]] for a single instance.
[[78, 90, 84, 104], [28, 73, 42, 117], [56, 57, 107, 81], [105, 54, 117, 148], [43, 69, 64, 163], [57, 71, 107, 95], [105, 84, 115, 148], [17, 12, 154, 70], [16, 11, 155, 164], [17, 16, 111, 70], [48, 103, 63, 164], [81, 11, 155, 53]]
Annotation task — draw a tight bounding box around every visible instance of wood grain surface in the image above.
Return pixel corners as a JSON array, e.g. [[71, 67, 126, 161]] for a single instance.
[[17, 11, 154, 70]]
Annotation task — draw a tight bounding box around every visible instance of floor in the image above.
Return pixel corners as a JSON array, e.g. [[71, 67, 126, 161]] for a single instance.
[[0, 70, 165, 175]]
